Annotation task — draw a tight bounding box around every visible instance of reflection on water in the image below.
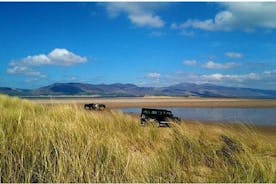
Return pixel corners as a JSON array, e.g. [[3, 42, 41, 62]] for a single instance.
[[120, 108, 276, 126]]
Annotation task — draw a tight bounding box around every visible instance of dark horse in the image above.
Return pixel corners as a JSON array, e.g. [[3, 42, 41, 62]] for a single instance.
[[84, 103, 106, 111]]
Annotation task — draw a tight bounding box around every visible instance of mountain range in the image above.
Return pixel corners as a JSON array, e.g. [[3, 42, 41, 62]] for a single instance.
[[1, 82, 276, 98]]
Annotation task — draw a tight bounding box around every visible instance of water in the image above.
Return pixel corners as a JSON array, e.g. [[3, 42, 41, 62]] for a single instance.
[[120, 108, 276, 126]]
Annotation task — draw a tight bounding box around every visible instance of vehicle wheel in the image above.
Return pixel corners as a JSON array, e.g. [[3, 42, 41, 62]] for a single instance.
[[140, 120, 145, 126], [156, 121, 161, 127]]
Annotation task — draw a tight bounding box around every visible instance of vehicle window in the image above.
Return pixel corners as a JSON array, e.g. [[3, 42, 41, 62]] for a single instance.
[[151, 111, 157, 114], [143, 110, 149, 114]]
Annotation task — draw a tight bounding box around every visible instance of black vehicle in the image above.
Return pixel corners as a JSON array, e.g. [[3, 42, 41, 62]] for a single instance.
[[84, 103, 106, 111], [140, 108, 180, 127]]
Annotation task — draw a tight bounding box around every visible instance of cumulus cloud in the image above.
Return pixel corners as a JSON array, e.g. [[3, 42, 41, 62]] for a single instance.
[[16, 48, 87, 66], [202, 61, 237, 70], [7, 48, 87, 78], [183, 60, 197, 66], [172, 2, 276, 32], [104, 3, 165, 28], [225, 52, 243, 59]]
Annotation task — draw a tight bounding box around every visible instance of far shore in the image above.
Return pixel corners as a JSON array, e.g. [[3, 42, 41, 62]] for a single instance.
[[29, 96, 276, 108]]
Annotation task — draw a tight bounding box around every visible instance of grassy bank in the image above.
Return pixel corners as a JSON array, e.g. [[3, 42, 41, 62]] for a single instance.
[[0, 95, 275, 182]]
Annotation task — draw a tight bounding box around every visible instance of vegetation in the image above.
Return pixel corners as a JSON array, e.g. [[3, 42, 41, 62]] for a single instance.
[[0, 94, 275, 182]]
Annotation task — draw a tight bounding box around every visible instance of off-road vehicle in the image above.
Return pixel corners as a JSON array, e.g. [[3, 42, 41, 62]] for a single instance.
[[140, 108, 180, 127], [84, 103, 106, 111]]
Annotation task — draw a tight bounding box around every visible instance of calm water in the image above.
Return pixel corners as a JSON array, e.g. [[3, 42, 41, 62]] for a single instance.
[[120, 108, 276, 126]]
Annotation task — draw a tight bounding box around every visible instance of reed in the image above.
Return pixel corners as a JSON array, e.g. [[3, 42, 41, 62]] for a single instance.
[[0, 95, 274, 182]]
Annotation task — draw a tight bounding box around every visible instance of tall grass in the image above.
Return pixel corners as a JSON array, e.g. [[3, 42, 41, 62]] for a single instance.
[[0, 95, 275, 182]]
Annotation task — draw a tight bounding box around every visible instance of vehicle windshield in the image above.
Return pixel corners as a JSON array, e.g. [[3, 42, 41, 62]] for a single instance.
[[142, 109, 173, 116]]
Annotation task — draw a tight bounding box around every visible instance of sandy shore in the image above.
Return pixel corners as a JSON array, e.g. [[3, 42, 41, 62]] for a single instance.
[[31, 97, 276, 108]]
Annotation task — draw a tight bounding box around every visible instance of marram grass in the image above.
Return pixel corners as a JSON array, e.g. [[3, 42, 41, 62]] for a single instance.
[[0, 95, 275, 182]]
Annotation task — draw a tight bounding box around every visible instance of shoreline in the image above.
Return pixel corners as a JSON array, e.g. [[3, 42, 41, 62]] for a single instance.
[[124, 112, 276, 135], [30, 97, 276, 133], [30, 97, 276, 108]]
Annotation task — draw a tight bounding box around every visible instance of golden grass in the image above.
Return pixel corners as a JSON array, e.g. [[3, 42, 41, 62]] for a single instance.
[[0, 94, 275, 182]]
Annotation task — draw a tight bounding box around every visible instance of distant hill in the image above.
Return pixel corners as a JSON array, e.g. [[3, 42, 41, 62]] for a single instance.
[[1, 82, 276, 98], [0, 87, 31, 96], [32, 83, 154, 97]]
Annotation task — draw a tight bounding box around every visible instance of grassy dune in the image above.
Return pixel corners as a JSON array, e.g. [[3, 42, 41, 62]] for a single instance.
[[0, 95, 275, 182]]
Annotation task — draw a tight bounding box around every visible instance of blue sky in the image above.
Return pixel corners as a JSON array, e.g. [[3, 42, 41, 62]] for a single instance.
[[1, 2, 276, 89]]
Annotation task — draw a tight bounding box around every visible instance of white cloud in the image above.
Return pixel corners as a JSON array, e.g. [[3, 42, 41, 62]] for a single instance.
[[173, 2, 276, 32], [104, 3, 164, 28], [19, 48, 87, 66], [202, 61, 237, 70], [129, 14, 164, 28], [183, 60, 197, 66], [201, 72, 260, 82], [7, 48, 87, 78], [263, 70, 276, 75], [25, 78, 40, 83], [142, 69, 276, 89], [7, 65, 46, 78], [22, 54, 51, 65], [70, 76, 77, 81], [48, 48, 87, 66], [176, 11, 234, 31], [184, 60, 238, 69], [147, 72, 161, 80], [225, 52, 243, 59], [164, 71, 268, 86], [202, 73, 224, 81]]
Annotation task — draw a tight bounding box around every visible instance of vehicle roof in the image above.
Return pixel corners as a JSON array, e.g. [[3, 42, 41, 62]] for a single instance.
[[141, 108, 172, 112]]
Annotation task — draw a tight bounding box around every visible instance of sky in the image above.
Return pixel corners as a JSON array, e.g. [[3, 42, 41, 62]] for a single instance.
[[1, 2, 276, 89]]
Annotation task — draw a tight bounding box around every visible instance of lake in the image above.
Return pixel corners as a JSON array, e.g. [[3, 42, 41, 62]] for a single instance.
[[120, 108, 276, 126]]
